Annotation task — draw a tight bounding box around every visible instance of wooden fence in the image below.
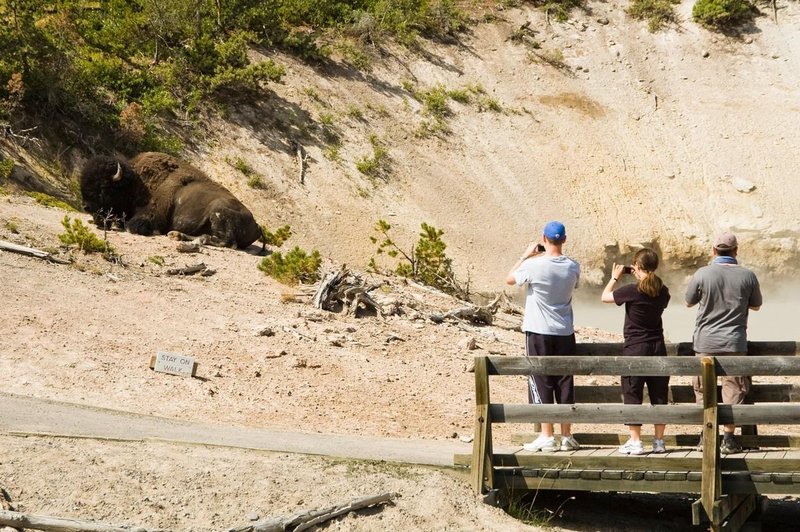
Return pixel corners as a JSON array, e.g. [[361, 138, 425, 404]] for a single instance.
[[455, 342, 800, 531]]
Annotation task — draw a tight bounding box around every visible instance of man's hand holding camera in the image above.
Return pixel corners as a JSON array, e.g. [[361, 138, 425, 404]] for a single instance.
[[519, 242, 546, 262]]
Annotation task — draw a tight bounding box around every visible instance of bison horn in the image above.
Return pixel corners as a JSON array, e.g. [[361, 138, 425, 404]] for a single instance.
[[112, 162, 122, 182]]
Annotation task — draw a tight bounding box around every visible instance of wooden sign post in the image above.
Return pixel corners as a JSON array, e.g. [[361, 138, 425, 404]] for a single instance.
[[149, 351, 198, 377]]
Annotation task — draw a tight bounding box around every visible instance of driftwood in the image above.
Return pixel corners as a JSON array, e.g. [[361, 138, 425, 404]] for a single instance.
[[227, 492, 399, 532], [429, 295, 501, 326], [0, 240, 71, 264], [312, 268, 347, 310], [166, 262, 213, 276], [0, 488, 17, 532], [0, 124, 42, 147], [291, 140, 309, 184], [313, 267, 382, 317], [0, 510, 149, 532]]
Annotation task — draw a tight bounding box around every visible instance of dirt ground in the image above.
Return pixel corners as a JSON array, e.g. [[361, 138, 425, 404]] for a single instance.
[[2, 193, 798, 532], [0, 194, 589, 531]]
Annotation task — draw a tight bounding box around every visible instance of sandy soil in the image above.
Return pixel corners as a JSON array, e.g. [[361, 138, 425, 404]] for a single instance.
[[0, 193, 587, 531]]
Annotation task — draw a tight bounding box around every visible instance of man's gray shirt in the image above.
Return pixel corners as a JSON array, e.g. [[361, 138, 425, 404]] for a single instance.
[[514, 255, 580, 335], [685, 263, 762, 353]]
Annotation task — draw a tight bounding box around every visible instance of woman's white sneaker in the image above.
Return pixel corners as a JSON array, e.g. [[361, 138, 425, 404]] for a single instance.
[[523, 435, 558, 452], [560, 435, 581, 451], [618, 439, 644, 455], [652, 439, 667, 454]]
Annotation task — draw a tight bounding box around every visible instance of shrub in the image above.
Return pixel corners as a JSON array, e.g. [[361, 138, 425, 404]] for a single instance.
[[542, 0, 585, 22], [369, 219, 468, 298], [0, 158, 13, 180], [147, 255, 165, 266], [356, 135, 390, 179], [692, 0, 757, 28], [258, 246, 322, 284], [4, 219, 19, 233], [627, 0, 681, 31], [27, 192, 76, 211], [261, 225, 292, 247], [227, 156, 264, 188], [58, 216, 114, 254]]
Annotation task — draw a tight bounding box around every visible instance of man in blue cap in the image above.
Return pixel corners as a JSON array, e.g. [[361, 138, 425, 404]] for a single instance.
[[506, 221, 581, 452]]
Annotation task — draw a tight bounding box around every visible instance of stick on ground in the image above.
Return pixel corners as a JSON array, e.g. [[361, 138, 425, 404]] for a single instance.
[[0, 509, 149, 532], [227, 492, 399, 532], [0, 240, 71, 264]]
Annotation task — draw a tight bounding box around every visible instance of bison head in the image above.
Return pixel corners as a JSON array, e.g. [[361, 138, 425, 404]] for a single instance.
[[79, 156, 148, 228]]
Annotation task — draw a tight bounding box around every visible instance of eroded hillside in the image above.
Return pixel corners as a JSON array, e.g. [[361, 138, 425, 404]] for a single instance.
[[4, 1, 800, 291]]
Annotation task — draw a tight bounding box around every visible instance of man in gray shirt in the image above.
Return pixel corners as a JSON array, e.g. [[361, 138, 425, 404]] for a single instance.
[[685, 231, 762, 454], [506, 221, 581, 453]]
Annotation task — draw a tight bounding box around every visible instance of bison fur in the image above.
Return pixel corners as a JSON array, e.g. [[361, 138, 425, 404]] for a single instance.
[[80, 152, 263, 249]]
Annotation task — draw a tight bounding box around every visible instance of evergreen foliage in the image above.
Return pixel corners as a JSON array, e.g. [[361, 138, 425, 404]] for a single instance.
[[261, 224, 293, 247], [0, 158, 13, 180], [692, 0, 757, 28], [258, 246, 322, 284], [627, 0, 681, 31], [0, 1, 466, 152], [27, 192, 76, 211], [369, 219, 468, 298], [58, 215, 114, 254]]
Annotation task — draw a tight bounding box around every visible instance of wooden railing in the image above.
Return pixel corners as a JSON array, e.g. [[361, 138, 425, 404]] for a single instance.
[[456, 342, 800, 531]]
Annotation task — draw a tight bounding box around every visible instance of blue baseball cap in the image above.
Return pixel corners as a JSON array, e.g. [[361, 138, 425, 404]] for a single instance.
[[543, 221, 566, 242]]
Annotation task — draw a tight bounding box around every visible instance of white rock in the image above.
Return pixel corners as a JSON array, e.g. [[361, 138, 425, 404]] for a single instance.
[[732, 177, 756, 193]]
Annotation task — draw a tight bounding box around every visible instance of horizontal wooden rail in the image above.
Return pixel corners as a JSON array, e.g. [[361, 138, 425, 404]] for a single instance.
[[578, 342, 800, 357], [488, 404, 800, 425], [576, 384, 800, 403], [454, 449, 800, 472], [485, 356, 800, 377]]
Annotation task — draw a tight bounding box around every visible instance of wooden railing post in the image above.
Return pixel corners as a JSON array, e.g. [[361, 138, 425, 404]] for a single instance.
[[699, 356, 721, 527], [471, 356, 494, 494]]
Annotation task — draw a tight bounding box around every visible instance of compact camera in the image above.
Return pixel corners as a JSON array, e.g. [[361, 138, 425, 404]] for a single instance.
[[536, 244, 545, 252], [622, 266, 634, 274]]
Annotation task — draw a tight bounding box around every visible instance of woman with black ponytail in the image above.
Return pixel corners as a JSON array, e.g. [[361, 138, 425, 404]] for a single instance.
[[602, 248, 671, 455]]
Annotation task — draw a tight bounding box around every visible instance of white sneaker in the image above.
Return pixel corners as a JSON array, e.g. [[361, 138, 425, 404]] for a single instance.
[[652, 439, 666, 454], [560, 435, 581, 451], [618, 439, 644, 455], [523, 435, 558, 452]]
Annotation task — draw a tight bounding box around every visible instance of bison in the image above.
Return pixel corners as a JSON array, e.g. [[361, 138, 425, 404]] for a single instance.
[[80, 152, 263, 249]]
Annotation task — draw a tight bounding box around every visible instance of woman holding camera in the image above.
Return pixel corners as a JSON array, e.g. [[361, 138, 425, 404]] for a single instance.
[[601, 248, 670, 455]]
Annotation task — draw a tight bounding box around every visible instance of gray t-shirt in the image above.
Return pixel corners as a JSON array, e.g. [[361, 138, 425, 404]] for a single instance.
[[514, 255, 580, 335], [685, 263, 762, 353]]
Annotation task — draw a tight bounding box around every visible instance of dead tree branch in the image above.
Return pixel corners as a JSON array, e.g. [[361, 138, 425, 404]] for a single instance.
[[0, 124, 42, 148], [165, 262, 213, 276], [0, 509, 150, 532], [312, 266, 383, 317], [0, 240, 71, 264], [291, 140, 309, 184], [429, 295, 501, 326], [227, 492, 399, 532]]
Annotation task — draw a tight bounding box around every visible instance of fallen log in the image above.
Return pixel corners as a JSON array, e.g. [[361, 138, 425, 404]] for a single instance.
[[312, 267, 383, 316], [0, 240, 71, 264], [0, 487, 18, 532], [166, 263, 208, 276], [227, 492, 399, 532], [430, 295, 502, 325], [0, 510, 149, 532], [312, 267, 347, 310]]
